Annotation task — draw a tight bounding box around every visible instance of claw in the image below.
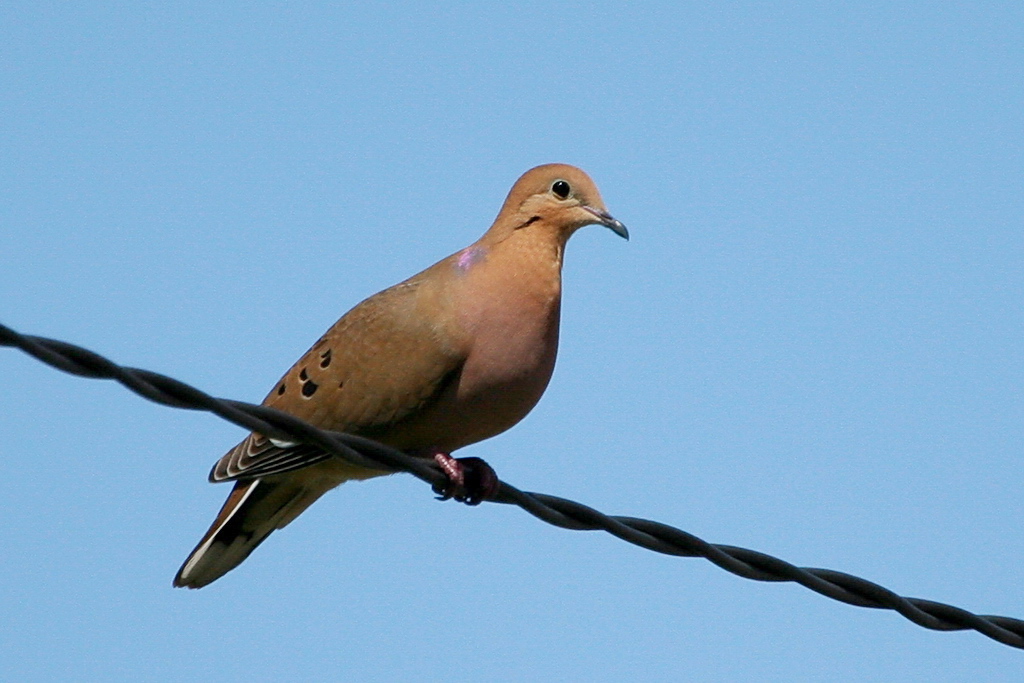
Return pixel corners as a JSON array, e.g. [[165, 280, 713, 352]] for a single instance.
[[432, 451, 464, 501], [431, 451, 499, 505]]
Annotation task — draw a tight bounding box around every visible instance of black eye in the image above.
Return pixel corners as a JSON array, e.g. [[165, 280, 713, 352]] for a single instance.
[[551, 180, 571, 199]]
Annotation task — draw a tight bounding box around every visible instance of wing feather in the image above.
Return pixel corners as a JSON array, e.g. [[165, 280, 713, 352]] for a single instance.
[[210, 275, 465, 482]]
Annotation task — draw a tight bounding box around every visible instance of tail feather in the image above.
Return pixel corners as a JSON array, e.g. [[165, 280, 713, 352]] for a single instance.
[[174, 479, 309, 589]]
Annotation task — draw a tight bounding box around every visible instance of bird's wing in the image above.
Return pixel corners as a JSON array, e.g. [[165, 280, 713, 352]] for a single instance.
[[210, 276, 465, 481]]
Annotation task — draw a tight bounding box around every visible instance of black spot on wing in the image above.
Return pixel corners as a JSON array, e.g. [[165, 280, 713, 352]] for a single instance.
[[320, 348, 332, 368], [301, 380, 318, 397]]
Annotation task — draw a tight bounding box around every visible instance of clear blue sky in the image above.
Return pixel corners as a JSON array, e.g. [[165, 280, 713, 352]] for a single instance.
[[2, 2, 1022, 680]]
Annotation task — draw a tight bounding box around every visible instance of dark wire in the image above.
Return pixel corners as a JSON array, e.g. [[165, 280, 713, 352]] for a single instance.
[[2, 321, 1022, 650]]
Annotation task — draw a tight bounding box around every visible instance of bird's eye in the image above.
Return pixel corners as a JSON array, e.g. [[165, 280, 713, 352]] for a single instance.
[[551, 180, 571, 199]]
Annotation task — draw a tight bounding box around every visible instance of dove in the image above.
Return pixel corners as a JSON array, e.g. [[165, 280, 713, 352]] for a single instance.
[[174, 163, 627, 588]]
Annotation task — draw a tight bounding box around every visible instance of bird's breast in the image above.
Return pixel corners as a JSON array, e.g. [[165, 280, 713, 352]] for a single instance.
[[443, 258, 563, 447]]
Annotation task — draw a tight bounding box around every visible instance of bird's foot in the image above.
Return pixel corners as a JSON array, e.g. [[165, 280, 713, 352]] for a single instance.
[[430, 450, 499, 506]]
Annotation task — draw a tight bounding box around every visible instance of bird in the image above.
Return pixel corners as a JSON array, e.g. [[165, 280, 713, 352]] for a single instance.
[[174, 163, 628, 588]]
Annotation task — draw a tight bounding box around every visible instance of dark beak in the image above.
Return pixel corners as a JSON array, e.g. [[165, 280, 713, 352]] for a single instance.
[[584, 206, 629, 240]]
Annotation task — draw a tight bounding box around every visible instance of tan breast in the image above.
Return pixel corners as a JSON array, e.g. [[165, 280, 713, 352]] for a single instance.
[[388, 231, 564, 452]]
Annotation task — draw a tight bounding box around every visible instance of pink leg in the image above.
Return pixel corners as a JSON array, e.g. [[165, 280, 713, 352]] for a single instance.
[[430, 449, 500, 506]]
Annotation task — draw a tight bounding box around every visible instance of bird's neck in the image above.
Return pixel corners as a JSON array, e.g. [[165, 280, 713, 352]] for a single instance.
[[450, 226, 565, 340], [489, 224, 564, 298]]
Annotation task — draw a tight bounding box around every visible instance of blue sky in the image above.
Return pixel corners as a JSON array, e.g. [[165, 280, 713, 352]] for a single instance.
[[2, 2, 1022, 680]]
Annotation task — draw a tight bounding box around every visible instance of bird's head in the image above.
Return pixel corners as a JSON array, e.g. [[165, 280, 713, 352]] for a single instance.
[[490, 163, 628, 242]]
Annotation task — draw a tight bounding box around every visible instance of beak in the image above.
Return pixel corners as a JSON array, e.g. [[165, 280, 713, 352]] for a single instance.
[[584, 206, 629, 240]]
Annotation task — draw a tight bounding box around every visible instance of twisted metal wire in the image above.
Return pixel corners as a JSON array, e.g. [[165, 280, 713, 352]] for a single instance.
[[2, 321, 1022, 651]]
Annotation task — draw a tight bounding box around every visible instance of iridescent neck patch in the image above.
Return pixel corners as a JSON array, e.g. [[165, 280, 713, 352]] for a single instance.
[[455, 246, 487, 274]]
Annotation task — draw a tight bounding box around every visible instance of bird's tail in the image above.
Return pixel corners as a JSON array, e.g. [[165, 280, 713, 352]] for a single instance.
[[174, 478, 321, 589]]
